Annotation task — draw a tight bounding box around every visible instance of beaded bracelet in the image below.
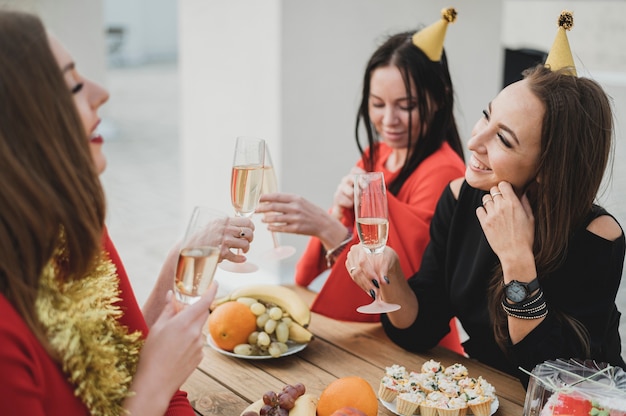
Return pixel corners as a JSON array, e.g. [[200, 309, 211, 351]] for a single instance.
[[324, 230, 353, 267], [501, 289, 548, 319]]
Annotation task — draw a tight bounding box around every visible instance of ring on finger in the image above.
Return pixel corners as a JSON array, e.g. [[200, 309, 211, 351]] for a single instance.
[[491, 192, 503, 198], [239, 228, 246, 238], [349, 266, 357, 274], [483, 198, 493, 206]]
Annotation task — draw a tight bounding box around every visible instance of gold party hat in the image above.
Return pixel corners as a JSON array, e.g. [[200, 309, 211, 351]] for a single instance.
[[544, 10, 577, 76], [412, 7, 457, 62]]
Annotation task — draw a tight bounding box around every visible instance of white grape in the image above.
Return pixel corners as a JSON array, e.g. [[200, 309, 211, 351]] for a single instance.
[[256, 313, 270, 328], [257, 331, 271, 347], [250, 302, 266, 316], [280, 317, 293, 327], [268, 306, 283, 320], [275, 322, 289, 343], [276, 342, 288, 354], [248, 331, 259, 345], [264, 319, 278, 334], [268, 342, 282, 358], [233, 344, 254, 356]]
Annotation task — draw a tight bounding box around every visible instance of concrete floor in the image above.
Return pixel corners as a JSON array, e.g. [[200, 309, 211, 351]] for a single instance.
[[100, 62, 626, 356]]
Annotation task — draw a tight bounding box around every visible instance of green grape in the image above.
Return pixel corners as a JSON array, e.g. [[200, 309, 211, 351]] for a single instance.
[[250, 302, 266, 316], [264, 319, 278, 334], [275, 322, 289, 343], [268, 306, 283, 320]]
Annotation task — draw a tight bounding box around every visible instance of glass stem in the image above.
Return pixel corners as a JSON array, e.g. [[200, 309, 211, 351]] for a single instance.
[[271, 231, 280, 249]]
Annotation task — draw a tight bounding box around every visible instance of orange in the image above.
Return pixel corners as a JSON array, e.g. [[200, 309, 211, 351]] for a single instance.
[[208, 301, 257, 351], [316, 376, 378, 416]]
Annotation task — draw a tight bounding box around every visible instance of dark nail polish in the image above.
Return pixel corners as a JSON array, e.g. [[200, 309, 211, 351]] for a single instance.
[[371, 279, 380, 288], [383, 275, 390, 284], [369, 289, 376, 299]]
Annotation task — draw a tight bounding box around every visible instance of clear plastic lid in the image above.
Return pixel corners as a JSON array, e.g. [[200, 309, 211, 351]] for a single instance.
[[523, 359, 626, 416]]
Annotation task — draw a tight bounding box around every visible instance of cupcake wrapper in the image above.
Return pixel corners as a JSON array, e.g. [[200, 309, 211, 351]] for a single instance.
[[378, 383, 398, 402], [420, 404, 439, 416], [468, 399, 492, 416], [396, 398, 420, 416], [437, 408, 460, 416]]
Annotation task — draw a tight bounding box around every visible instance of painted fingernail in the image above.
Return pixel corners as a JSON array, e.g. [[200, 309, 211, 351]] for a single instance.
[[371, 279, 380, 288], [369, 289, 376, 300], [383, 275, 390, 284]]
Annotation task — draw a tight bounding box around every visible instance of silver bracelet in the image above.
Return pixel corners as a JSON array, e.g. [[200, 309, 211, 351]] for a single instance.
[[324, 230, 353, 267]]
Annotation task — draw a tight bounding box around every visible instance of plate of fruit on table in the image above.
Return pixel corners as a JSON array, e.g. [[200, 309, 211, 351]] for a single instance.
[[208, 285, 313, 359]]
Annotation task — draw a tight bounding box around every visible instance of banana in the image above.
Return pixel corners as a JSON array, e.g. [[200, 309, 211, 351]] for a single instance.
[[226, 285, 311, 327], [290, 393, 318, 416], [239, 394, 318, 416], [288, 321, 314, 344]]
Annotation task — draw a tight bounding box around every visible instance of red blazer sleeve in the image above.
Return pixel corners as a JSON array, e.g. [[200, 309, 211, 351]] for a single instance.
[[103, 227, 195, 416]]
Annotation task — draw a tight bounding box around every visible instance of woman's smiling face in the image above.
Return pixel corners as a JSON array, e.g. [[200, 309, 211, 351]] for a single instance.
[[48, 34, 110, 175], [465, 79, 544, 194], [368, 65, 422, 151]]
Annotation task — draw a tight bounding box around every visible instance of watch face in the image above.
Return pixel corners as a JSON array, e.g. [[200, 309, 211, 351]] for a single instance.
[[505, 282, 527, 303]]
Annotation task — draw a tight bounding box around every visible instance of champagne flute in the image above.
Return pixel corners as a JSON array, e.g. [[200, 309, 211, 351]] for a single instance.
[[220, 136, 265, 273], [354, 172, 401, 314], [260, 145, 296, 260], [174, 206, 226, 305]]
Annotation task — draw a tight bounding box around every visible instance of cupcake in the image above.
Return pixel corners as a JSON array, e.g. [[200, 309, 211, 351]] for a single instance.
[[444, 363, 469, 380], [396, 391, 425, 416], [448, 396, 469, 416], [378, 376, 401, 402], [422, 359, 444, 375], [438, 377, 461, 397], [467, 396, 493, 416]]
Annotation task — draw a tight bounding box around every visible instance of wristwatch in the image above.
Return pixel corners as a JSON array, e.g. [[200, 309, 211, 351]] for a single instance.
[[503, 278, 540, 303]]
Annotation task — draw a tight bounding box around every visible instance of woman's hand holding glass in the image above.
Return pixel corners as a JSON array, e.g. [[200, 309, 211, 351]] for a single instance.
[[174, 206, 227, 305], [352, 172, 400, 313], [258, 145, 296, 260], [220, 136, 265, 273]]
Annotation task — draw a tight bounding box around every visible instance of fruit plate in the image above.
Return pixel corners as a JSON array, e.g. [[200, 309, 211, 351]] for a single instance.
[[207, 335, 308, 360], [380, 397, 499, 416]]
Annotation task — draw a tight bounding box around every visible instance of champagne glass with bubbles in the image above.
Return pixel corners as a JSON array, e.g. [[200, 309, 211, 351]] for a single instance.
[[174, 206, 226, 305], [354, 172, 400, 314], [220, 136, 265, 273], [261, 145, 296, 260]]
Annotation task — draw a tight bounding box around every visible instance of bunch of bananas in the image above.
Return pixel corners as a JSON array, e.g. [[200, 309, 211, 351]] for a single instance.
[[212, 285, 314, 357]]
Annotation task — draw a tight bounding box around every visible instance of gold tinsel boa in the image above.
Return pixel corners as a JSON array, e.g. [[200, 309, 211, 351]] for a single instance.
[[36, 240, 144, 415]]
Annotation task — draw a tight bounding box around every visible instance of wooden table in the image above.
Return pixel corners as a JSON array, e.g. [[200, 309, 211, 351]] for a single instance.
[[182, 286, 527, 415]]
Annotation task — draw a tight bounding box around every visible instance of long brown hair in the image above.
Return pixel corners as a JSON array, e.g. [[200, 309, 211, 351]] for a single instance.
[[488, 65, 614, 353], [355, 31, 464, 195], [0, 11, 106, 351]]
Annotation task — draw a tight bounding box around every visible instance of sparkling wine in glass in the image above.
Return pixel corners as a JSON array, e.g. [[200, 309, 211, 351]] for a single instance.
[[260, 146, 296, 260], [174, 206, 226, 305], [220, 136, 265, 273], [354, 172, 400, 314]]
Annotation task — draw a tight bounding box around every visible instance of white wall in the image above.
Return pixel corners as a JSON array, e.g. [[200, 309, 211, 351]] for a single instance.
[[0, 0, 107, 87], [104, 0, 178, 65]]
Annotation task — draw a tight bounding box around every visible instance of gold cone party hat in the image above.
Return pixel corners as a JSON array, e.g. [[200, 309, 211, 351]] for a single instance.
[[412, 7, 457, 62], [544, 10, 577, 76]]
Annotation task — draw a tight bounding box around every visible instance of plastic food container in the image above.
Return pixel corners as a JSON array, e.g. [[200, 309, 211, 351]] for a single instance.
[[523, 358, 626, 415]]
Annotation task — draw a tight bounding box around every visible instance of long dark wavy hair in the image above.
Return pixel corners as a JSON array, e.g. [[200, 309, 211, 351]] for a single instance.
[[0, 11, 106, 354], [355, 31, 464, 195], [488, 65, 614, 354]]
